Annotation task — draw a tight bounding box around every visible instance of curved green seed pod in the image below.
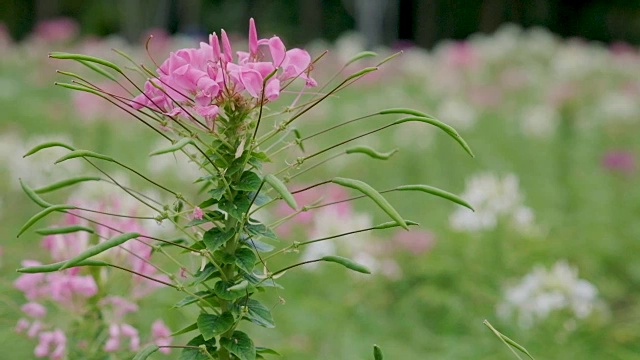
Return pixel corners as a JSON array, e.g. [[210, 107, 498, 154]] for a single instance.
[[18, 204, 76, 237], [132, 344, 160, 360], [373, 220, 419, 230], [19, 179, 52, 208], [149, 138, 194, 156], [265, 174, 297, 210], [373, 345, 384, 360], [35, 225, 95, 236], [392, 116, 474, 157], [49, 52, 124, 75], [55, 150, 115, 164], [34, 176, 102, 194], [345, 51, 378, 66], [345, 145, 398, 160], [55, 82, 103, 96], [23, 141, 76, 157], [396, 184, 474, 211], [379, 108, 429, 117], [17, 259, 109, 273], [321, 255, 371, 274], [60, 232, 140, 270], [344, 67, 378, 82], [332, 177, 408, 230], [77, 60, 118, 82]]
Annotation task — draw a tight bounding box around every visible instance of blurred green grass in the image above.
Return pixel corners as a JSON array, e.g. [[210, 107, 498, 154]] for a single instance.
[[1, 33, 640, 359]]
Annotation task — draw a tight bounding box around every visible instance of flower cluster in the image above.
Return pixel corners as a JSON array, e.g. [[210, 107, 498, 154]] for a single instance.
[[14, 194, 171, 359], [497, 260, 603, 328], [449, 172, 537, 233], [131, 18, 316, 130]]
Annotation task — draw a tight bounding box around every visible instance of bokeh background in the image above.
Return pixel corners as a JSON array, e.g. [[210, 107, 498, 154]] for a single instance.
[[1, 1, 640, 359]]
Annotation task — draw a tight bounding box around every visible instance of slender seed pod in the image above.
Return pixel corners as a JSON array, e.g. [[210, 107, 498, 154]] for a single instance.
[[321, 255, 371, 274], [265, 174, 297, 210], [373, 345, 384, 360], [19, 179, 52, 208], [373, 220, 419, 230], [60, 232, 140, 270], [17, 259, 109, 273], [392, 116, 474, 157], [34, 176, 102, 194], [23, 141, 76, 157], [396, 184, 474, 211], [345, 145, 398, 160], [332, 177, 408, 230], [49, 52, 125, 75], [17, 205, 76, 237], [149, 138, 194, 156], [35, 225, 95, 236], [54, 150, 115, 164], [345, 51, 378, 66]]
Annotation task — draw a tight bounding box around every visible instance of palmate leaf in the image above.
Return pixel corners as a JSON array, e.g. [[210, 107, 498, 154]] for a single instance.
[[221, 331, 256, 360], [244, 299, 275, 328]]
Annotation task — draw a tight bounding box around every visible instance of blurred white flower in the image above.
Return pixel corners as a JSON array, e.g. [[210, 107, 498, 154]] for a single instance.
[[497, 260, 603, 328], [520, 104, 559, 138], [437, 98, 477, 131], [449, 173, 537, 233]]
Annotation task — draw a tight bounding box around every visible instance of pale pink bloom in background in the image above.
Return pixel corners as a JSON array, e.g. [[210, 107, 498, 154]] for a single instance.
[[34, 329, 66, 360], [104, 323, 140, 352], [99, 296, 139, 320], [151, 320, 172, 353], [393, 229, 436, 255], [21, 302, 47, 318], [602, 150, 636, 175], [444, 41, 478, 68], [33, 17, 79, 42]]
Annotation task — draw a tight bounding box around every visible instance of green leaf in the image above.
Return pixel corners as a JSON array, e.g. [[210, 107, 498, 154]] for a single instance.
[[61, 232, 140, 270], [197, 312, 234, 341], [244, 238, 275, 253], [484, 320, 535, 360], [321, 255, 371, 274], [396, 184, 474, 211], [214, 280, 250, 301], [246, 222, 279, 241], [345, 145, 398, 160], [256, 347, 281, 356], [219, 195, 251, 220], [373, 345, 383, 360], [188, 264, 220, 286], [207, 187, 226, 202], [244, 299, 275, 328], [247, 192, 272, 206], [18, 204, 76, 237], [173, 291, 215, 308], [236, 171, 263, 192], [264, 174, 297, 210], [150, 138, 194, 156], [179, 335, 217, 360], [203, 228, 235, 252], [235, 248, 257, 274], [171, 322, 198, 336], [133, 344, 159, 360], [331, 177, 408, 230], [221, 331, 256, 360]]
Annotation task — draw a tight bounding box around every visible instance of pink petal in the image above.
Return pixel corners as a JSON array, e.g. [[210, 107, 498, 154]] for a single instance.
[[209, 32, 221, 62], [240, 68, 263, 98], [265, 78, 280, 101], [268, 36, 286, 66], [21, 302, 47, 318], [249, 18, 258, 55], [221, 30, 233, 62], [192, 207, 204, 220]]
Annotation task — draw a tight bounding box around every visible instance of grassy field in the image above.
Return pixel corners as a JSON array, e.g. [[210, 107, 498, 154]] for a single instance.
[[1, 25, 639, 359]]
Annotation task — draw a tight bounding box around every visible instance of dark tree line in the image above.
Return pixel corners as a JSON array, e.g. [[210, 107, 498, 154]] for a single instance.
[[2, 0, 639, 47]]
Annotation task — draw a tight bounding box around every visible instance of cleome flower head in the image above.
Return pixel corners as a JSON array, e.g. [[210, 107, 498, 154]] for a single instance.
[[131, 18, 316, 131]]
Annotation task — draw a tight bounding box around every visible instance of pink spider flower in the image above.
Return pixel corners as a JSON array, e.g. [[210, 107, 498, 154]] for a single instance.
[[131, 18, 315, 128], [151, 320, 172, 354]]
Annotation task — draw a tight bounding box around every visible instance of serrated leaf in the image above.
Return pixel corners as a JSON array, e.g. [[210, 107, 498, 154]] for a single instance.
[[133, 344, 159, 360], [197, 312, 234, 341], [236, 171, 263, 191], [203, 228, 235, 252], [221, 331, 256, 360], [245, 299, 275, 328], [235, 248, 257, 273]]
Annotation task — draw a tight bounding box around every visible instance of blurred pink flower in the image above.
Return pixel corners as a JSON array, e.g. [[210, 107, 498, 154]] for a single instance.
[[21, 302, 47, 318], [104, 323, 140, 352], [151, 320, 172, 353], [192, 206, 204, 220], [33, 17, 78, 42], [393, 229, 435, 255], [444, 41, 478, 68], [34, 329, 66, 360], [602, 150, 635, 174]]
